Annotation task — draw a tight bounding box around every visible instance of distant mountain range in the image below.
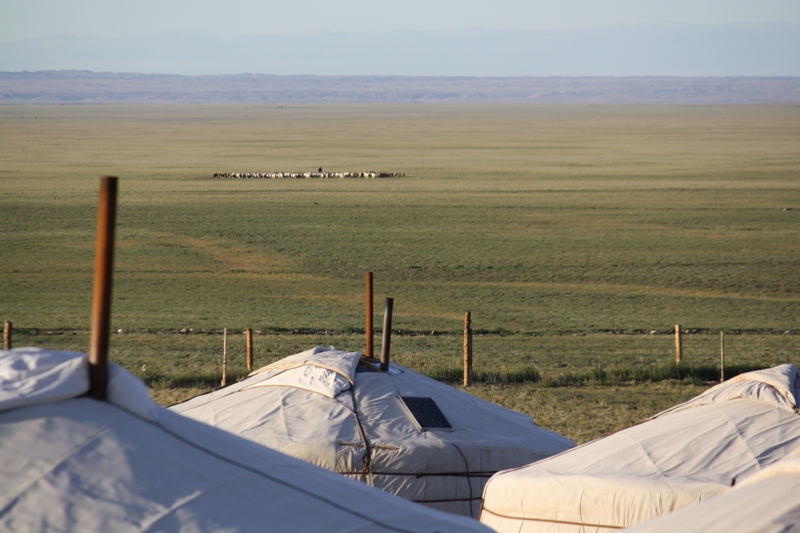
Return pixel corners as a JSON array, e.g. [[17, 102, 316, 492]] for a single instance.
[[1, 71, 799, 104]]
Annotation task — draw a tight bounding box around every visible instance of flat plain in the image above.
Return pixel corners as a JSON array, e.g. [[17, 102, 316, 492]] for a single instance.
[[2, 103, 799, 442]]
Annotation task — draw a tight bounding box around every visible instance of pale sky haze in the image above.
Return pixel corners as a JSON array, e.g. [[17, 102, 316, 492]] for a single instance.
[[1, 0, 798, 75], [3, 0, 800, 38]]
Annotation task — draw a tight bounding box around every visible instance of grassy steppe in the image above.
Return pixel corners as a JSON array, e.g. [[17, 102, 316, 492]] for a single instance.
[[2, 104, 799, 442]]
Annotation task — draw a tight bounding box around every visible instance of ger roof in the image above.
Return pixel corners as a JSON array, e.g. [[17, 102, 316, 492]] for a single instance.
[[624, 445, 800, 533], [172, 347, 575, 517], [480, 364, 800, 533]]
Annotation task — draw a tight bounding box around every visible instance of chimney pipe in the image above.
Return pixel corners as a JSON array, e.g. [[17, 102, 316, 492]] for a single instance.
[[380, 298, 393, 371], [88, 177, 117, 400]]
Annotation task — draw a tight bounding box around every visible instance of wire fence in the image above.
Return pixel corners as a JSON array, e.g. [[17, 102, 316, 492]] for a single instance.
[[8, 327, 800, 390], [393, 331, 800, 386]]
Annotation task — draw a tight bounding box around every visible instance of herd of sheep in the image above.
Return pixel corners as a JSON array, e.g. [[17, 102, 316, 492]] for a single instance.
[[213, 171, 403, 179]]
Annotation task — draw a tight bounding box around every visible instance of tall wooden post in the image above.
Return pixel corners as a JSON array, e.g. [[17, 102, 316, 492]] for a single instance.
[[246, 327, 253, 372], [720, 331, 725, 382], [221, 328, 228, 387], [463, 312, 473, 387], [3, 321, 10, 350], [674, 324, 682, 365], [366, 272, 374, 358], [380, 298, 393, 371], [89, 177, 117, 401]]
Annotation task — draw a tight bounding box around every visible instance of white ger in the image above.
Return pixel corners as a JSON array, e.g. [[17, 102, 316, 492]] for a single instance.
[[480, 364, 800, 533], [172, 346, 575, 517]]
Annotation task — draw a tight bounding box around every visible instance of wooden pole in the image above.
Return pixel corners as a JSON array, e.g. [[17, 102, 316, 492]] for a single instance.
[[246, 327, 253, 372], [3, 321, 10, 350], [221, 328, 228, 387], [88, 177, 118, 401], [366, 272, 374, 358], [720, 331, 725, 382], [463, 312, 473, 387], [380, 298, 393, 371], [674, 324, 682, 365]]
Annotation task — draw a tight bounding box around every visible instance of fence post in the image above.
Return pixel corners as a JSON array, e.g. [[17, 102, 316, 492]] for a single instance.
[[675, 324, 682, 364], [246, 327, 253, 372], [463, 312, 472, 387], [720, 331, 725, 382], [221, 328, 228, 387], [3, 321, 10, 350], [366, 272, 374, 358]]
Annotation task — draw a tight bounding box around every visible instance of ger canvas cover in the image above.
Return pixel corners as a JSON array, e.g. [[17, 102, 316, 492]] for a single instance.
[[173, 347, 575, 516]]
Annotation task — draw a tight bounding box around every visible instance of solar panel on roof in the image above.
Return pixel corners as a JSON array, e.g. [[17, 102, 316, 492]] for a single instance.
[[399, 396, 453, 431]]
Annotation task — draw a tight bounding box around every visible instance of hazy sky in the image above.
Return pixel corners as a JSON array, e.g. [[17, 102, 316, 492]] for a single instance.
[[4, 0, 800, 38], [2, 0, 799, 75]]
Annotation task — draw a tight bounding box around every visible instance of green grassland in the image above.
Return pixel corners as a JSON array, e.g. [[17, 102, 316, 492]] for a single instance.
[[2, 103, 799, 442]]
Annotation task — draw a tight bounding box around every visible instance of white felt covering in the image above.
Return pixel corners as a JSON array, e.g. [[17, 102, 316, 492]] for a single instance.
[[480, 364, 800, 532], [173, 347, 575, 517], [0, 348, 493, 532]]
